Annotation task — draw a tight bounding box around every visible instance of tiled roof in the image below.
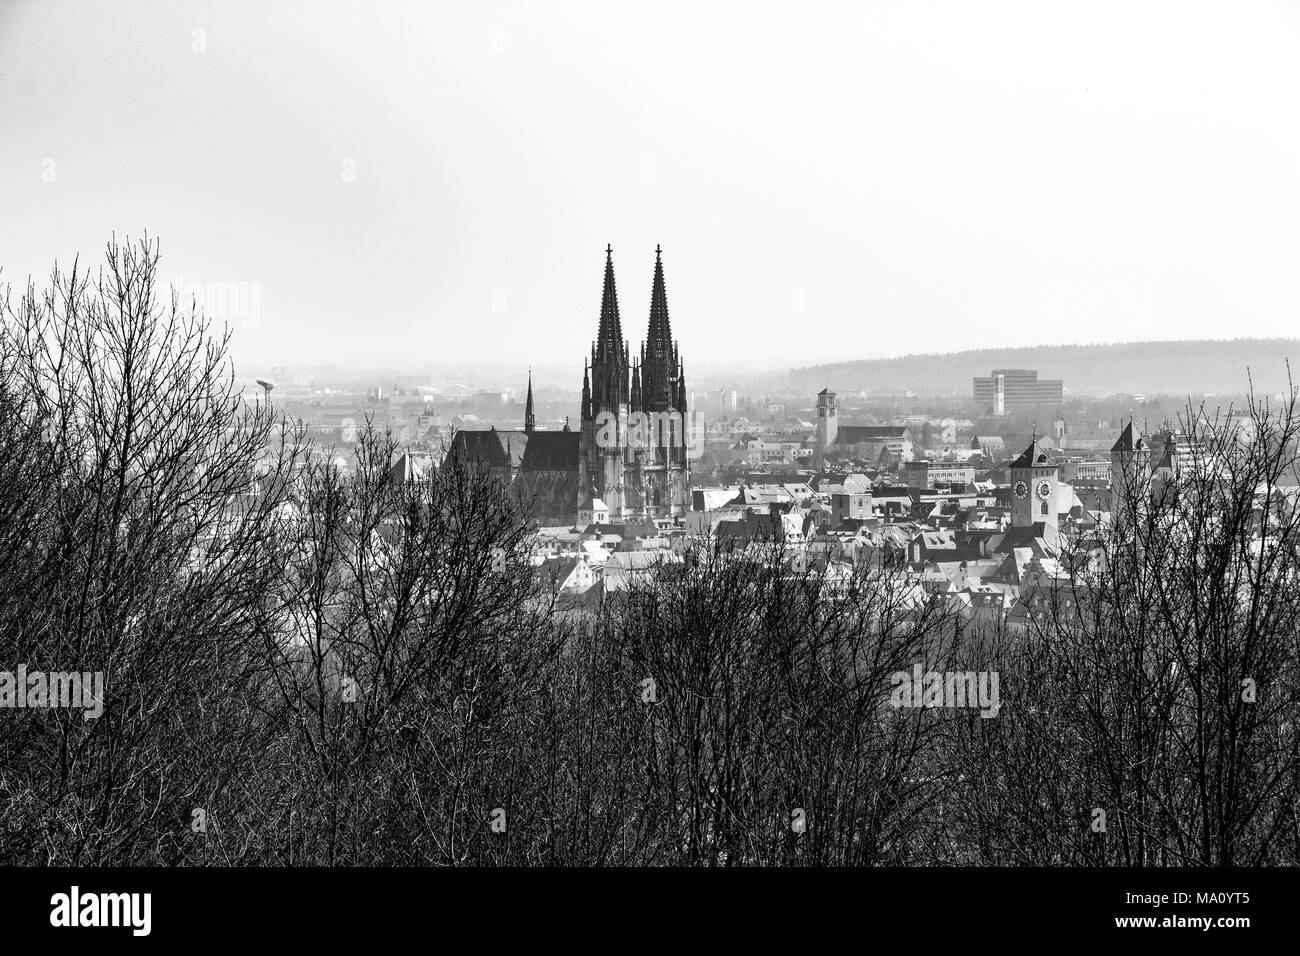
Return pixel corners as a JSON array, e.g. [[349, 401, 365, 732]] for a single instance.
[[387, 452, 429, 483], [992, 523, 1056, 555], [448, 429, 513, 468], [836, 425, 908, 444], [520, 431, 579, 471]]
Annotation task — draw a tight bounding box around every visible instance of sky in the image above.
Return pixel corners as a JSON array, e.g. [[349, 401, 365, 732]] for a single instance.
[[2, 0, 1299, 374]]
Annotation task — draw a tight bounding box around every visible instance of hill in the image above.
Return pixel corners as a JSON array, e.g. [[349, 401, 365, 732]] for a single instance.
[[789, 339, 1300, 398]]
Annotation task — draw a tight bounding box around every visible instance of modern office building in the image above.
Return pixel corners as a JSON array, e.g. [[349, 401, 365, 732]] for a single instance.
[[973, 369, 1064, 414]]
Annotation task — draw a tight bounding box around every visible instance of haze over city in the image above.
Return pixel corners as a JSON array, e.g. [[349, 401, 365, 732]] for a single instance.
[[3, 0, 1300, 371]]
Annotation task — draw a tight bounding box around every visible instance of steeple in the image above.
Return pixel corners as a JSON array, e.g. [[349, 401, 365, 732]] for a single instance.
[[524, 368, 535, 433], [581, 359, 591, 421], [640, 245, 679, 412], [596, 244, 624, 359], [1111, 418, 1140, 454], [647, 244, 672, 349], [587, 245, 630, 418], [577, 242, 690, 524]]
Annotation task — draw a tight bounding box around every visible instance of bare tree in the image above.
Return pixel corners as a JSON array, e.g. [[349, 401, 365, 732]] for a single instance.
[[951, 386, 1300, 865], [0, 237, 299, 864]]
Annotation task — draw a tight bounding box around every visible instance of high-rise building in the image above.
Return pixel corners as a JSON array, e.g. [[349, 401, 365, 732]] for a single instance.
[[973, 369, 1063, 413]]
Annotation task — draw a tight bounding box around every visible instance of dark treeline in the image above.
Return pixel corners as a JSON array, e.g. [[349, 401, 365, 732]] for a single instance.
[[0, 240, 1296, 866]]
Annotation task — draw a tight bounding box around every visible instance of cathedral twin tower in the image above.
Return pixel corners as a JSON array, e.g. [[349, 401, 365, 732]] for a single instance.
[[577, 245, 690, 520]]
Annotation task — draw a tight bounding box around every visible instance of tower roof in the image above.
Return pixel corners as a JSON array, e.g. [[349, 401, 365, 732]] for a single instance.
[[597, 244, 624, 354], [1111, 420, 1133, 453], [646, 244, 672, 349], [1110, 420, 1145, 454], [524, 368, 536, 433], [1011, 437, 1052, 469]]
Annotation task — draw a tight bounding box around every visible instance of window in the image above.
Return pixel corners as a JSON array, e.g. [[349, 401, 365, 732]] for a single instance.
[[1041, 501, 1048, 516]]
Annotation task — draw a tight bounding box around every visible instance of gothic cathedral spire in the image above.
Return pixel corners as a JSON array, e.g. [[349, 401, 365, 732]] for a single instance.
[[524, 368, 535, 433], [588, 245, 629, 419], [640, 244, 682, 414], [578, 243, 689, 523]]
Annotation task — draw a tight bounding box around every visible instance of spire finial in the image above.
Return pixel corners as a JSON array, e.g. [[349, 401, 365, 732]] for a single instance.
[[606, 243, 612, 259], [656, 243, 662, 260]]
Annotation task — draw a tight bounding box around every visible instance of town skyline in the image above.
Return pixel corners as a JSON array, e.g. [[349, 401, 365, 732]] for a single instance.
[[234, 334, 1300, 401]]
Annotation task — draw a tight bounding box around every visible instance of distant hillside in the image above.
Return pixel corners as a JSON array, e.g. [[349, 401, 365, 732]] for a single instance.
[[790, 339, 1300, 399]]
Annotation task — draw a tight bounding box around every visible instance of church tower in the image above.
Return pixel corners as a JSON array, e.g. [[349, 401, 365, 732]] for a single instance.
[[1109, 419, 1149, 524], [578, 246, 631, 517], [815, 388, 838, 468], [523, 368, 536, 433], [628, 245, 689, 518], [1009, 435, 1058, 528], [577, 245, 690, 522]]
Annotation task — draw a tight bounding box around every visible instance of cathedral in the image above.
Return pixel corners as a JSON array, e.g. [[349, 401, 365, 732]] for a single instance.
[[578, 244, 690, 521], [445, 245, 689, 524]]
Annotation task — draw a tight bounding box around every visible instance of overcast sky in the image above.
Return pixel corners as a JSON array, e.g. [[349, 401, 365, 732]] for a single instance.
[[2, 0, 1299, 374]]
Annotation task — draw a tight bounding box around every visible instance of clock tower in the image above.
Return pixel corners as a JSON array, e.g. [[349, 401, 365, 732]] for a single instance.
[[1009, 436, 1058, 528]]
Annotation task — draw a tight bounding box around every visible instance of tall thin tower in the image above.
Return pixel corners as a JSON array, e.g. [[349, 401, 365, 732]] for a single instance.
[[630, 245, 689, 516], [578, 245, 631, 516], [523, 368, 536, 433]]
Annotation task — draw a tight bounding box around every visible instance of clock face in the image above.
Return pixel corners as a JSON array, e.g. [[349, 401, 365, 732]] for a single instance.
[[1036, 480, 1053, 501], [1013, 480, 1029, 500]]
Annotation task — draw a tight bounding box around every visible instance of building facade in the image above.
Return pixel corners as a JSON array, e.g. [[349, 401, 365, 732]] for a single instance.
[[973, 368, 1064, 413], [815, 388, 838, 468], [1009, 437, 1059, 527], [578, 245, 690, 521], [444, 246, 690, 525]]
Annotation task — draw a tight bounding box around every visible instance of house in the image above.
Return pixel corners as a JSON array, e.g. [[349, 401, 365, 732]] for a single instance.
[[835, 425, 914, 464], [538, 556, 598, 594], [602, 550, 683, 592], [578, 496, 610, 526]]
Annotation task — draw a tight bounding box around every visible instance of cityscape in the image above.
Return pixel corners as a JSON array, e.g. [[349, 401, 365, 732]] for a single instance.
[[1, 0, 1298, 941], [238, 247, 1298, 617]]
